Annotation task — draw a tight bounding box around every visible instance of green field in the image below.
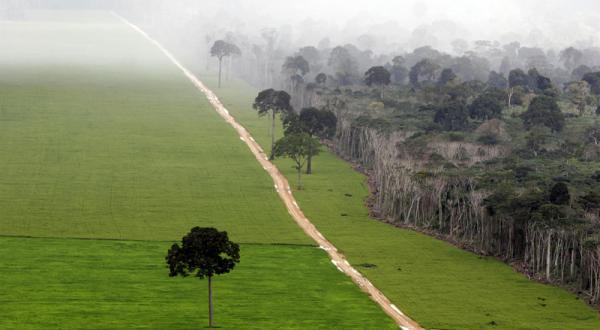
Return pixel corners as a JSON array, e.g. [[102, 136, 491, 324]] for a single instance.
[[0, 11, 397, 329], [200, 75, 600, 329], [0, 237, 394, 330]]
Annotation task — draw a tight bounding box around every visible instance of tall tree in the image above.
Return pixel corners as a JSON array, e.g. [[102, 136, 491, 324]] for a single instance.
[[273, 133, 321, 189], [166, 227, 240, 328], [434, 101, 469, 131], [253, 89, 293, 160], [211, 40, 241, 88], [409, 59, 440, 87], [328, 46, 358, 86], [284, 108, 337, 174], [364, 66, 391, 99]]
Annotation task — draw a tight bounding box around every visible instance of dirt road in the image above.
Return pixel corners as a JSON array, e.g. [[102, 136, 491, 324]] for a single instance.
[[114, 12, 423, 330]]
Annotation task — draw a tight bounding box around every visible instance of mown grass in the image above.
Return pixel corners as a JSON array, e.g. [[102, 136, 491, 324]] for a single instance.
[[0, 236, 397, 330], [0, 11, 398, 329], [202, 74, 600, 329]]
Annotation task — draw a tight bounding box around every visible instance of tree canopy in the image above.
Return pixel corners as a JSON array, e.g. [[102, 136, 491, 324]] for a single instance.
[[521, 95, 565, 132]]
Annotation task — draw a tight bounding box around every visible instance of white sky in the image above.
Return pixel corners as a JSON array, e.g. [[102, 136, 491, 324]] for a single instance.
[[210, 0, 600, 49]]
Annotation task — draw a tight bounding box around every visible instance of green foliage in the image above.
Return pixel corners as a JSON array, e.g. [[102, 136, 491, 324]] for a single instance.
[[549, 182, 570, 205], [434, 101, 469, 131], [364, 66, 391, 87], [521, 96, 565, 132], [469, 91, 504, 120], [582, 71, 600, 95], [167, 227, 240, 279], [252, 89, 293, 116], [210, 40, 241, 59]]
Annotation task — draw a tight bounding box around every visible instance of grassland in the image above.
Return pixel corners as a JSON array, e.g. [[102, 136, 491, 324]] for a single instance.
[[0, 236, 396, 330], [202, 74, 600, 329], [0, 11, 397, 329]]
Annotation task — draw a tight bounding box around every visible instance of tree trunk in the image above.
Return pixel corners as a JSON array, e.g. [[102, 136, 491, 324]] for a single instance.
[[208, 275, 214, 328], [218, 57, 223, 88], [508, 87, 513, 108], [297, 167, 303, 189], [306, 142, 313, 174], [270, 110, 276, 160]]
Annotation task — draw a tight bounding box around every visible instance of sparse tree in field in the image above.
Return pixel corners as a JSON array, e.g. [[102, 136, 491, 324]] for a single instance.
[[166, 227, 240, 328], [253, 89, 293, 160], [273, 133, 320, 189], [210, 40, 241, 88], [364, 66, 391, 99], [284, 107, 336, 174], [521, 95, 565, 132]]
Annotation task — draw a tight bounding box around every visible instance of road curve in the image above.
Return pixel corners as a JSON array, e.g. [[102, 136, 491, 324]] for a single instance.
[[113, 12, 423, 330]]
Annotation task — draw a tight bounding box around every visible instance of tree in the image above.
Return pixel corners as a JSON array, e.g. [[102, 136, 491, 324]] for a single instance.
[[438, 68, 458, 87], [572, 65, 592, 81], [525, 126, 551, 157], [211, 40, 241, 88], [273, 133, 321, 189], [297, 108, 336, 174], [328, 46, 359, 86], [487, 71, 508, 89], [315, 73, 327, 85], [582, 72, 600, 95], [521, 95, 565, 132], [508, 68, 529, 107], [364, 66, 391, 99], [166, 227, 240, 328], [390, 56, 409, 85], [282, 55, 310, 87], [253, 89, 293, 160], [527, 68, 553, 92], [565, 81, 591, 115], [409, 59, 440, 87], [549, 182, 570, 205], [469, 92, 504, 120], [559, 47, 583, 72], [434, 101, 469, 131]]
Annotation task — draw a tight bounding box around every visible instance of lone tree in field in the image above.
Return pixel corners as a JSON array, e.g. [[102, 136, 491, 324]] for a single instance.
[[273, 133, 320, 189], [253, 89, 293, 160], [364, 66, 391, 99], [166, 227, 240, 328], [210, 40, 241, 88]]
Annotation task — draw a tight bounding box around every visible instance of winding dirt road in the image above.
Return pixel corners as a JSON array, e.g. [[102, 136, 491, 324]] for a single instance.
[[113, 12, 423, 330]]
